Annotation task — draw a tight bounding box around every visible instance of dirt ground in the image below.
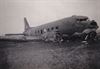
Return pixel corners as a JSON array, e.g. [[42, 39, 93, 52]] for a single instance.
[[0, 40, 100, 69]]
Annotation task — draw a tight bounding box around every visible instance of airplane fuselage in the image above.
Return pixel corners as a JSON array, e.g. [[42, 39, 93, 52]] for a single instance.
[[23, 15, 98, 38]]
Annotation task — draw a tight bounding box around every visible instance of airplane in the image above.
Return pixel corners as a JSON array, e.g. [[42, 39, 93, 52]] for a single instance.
[[23, 15, 99, 42]]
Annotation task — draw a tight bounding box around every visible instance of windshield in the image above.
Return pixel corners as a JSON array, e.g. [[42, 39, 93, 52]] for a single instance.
[[77, 18, 88, 21]]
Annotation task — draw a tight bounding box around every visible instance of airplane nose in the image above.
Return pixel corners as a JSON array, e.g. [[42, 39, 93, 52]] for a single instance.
[[89, 20, 99, 29]]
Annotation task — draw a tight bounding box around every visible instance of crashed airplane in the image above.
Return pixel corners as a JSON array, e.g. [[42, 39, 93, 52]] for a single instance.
[[23, 15, 99, 42], [0, 15, 99, 42]]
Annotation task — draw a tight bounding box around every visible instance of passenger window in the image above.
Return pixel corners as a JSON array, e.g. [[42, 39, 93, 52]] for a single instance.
[[55, 26, 58, 29], [40, 30, 43, 34], [47, 28, 50, 32], [38, 30, 39, 33], [51, 27, 54, 30]]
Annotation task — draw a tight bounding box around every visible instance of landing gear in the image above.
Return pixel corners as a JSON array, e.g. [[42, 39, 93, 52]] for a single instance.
[[53, 31, 63, 43], [81, 31, 97, 43]]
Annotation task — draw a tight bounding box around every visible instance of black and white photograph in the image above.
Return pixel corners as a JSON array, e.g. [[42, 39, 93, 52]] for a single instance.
[[0, 0, 100, 69]]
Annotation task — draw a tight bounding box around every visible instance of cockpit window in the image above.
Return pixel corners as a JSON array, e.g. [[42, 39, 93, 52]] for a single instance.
[[77, 18, 88, 21]]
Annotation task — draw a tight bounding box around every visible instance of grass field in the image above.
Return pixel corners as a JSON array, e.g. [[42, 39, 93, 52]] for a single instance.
[[0, 40, 100, 69]]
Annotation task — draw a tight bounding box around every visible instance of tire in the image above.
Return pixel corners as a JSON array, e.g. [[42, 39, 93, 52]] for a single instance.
[[84, 31, 97, 42]]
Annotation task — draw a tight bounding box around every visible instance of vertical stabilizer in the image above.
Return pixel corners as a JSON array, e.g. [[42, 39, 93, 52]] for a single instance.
[[24, 17, 30, 31]]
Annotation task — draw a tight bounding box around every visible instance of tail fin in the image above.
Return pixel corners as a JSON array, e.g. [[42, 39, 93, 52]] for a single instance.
[[24, 17, 30, 31]]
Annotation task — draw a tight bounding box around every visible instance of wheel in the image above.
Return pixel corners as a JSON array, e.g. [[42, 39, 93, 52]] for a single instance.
[[83, 31, 97, 42]]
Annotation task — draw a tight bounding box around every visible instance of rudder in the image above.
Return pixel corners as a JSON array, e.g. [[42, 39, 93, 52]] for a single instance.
[[24, 17, 30, 31]]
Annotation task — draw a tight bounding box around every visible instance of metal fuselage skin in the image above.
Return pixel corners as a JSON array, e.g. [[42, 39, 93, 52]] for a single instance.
[[23, 15, 98, 37]]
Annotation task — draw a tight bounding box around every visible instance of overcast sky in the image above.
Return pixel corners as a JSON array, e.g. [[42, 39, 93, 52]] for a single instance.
[[0, 0, 99, 35]]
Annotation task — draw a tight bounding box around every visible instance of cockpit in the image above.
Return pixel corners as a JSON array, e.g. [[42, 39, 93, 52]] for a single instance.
[[72, 15, 99, 29], [72, 15, 89, 21], [76, 18, 89, 21]]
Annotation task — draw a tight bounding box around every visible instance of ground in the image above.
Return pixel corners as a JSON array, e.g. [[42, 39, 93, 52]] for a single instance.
[[0, 40, 100, 69]]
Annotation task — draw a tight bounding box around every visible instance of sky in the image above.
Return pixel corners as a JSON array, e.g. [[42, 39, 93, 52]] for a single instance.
[[0, 0, 99, 35]]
